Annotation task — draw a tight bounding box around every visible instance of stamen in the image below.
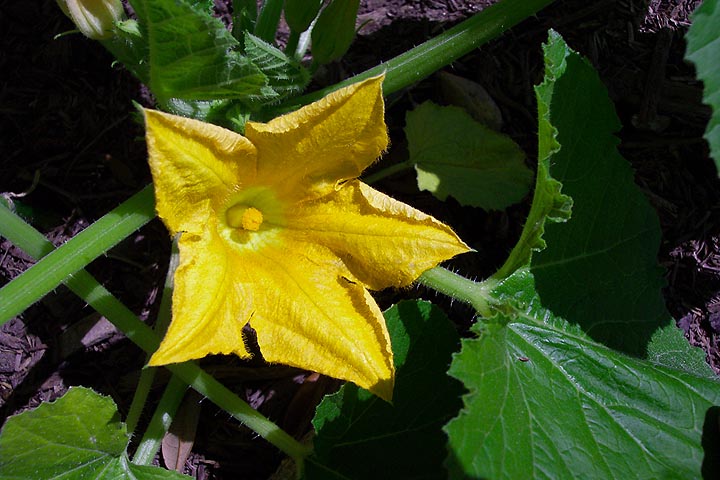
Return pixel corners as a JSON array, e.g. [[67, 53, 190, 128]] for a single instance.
[[226, 205, 264, 231]]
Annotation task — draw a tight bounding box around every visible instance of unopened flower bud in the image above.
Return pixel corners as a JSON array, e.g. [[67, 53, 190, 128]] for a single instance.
[[56, 0, 124, 40]]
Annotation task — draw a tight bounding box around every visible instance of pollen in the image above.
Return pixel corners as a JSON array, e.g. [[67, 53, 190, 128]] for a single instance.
[[226, 205, 264, 231]]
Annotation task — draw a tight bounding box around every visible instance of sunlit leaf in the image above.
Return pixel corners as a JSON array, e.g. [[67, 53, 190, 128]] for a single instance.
[[0, 387, 188, 479]]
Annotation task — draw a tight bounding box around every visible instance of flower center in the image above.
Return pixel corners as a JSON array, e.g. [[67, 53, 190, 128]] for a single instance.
[[226, 205, 264, 231]]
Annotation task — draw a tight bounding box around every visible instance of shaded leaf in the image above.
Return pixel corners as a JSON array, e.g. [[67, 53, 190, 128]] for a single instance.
[[306, 300, 463, 479], [284, 0, 323, 33], [685, 0, 720, 173], [406, 101, 533, 210], [524, 31, 709, 370], [439, 71, 503, 130], [0, 387, 188, 479]]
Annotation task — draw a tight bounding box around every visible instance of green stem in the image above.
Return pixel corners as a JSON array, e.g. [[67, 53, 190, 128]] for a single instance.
[[132, 375, 188, 466], [418, 267, 496, 317], [254, 0, 284, 43], [125, 238, 180, 435], [0, 204, 311, 468], [0, 185, 155, 326], [277, 0, 556, 111], [362, 160, 414, 185], [125, 368, 156, 436]]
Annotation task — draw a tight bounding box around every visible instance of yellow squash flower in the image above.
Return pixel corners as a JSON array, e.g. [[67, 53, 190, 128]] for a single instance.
[[144, 76, 470, 401]]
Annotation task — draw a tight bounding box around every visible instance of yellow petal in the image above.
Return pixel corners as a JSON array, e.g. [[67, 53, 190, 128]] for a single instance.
[[144, 109, 257, 235], [285, 180, 471, 290], [148, 224, 252, 366], [247, 242, 394, 401], [244, 76, 388, 201]]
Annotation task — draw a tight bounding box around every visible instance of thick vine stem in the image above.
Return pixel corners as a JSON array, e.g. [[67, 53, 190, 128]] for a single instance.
[[418, 266, 496, 317]]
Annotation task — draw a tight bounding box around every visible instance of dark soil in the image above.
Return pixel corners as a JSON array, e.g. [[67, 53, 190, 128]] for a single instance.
[[1, 0, 718, 478]]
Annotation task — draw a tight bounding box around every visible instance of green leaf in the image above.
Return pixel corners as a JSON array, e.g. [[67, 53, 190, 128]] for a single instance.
[[253, 0, 283, 44], [685, 0, 720, 173], [492, 31, 572, 279], [444, 30, 720, 480], [243, 33, 310, 102], [524, 31, 706, 367], [231, 0, 257, 40], [405, 101, 533, 210], [445, 269, 720, 480], [130, 0, 267, 104], [310, 0, 360, 65], [306, 300, 463, 479], [0, 387, 188, 479], [284, 0, 323, 33]]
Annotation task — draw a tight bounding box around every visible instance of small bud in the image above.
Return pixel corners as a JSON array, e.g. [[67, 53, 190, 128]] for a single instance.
[[56, 0, 125, 40]]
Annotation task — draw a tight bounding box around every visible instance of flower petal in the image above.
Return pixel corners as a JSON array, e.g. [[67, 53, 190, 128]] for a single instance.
[[244, 76, 388, 200], [247, 242, 394, 401], [285, 180, 471, 290], [148, 224, 253, 366], [145, 109, 257, 235]]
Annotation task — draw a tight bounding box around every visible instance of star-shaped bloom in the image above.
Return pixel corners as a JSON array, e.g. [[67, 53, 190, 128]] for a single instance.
[[144, 76, 470, 400]]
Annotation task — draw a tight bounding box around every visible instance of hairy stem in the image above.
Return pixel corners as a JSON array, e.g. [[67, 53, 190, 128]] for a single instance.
[[418, 267, 496, 317], [277, 0, 556, 111]]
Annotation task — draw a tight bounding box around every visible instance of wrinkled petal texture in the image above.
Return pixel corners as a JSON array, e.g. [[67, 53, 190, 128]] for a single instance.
[[145, 109, 257, 235], [149, 221, 253, 366], [246, 244, 394, 400], [286, 180, 471, 291], [244, 76, 388, 201]]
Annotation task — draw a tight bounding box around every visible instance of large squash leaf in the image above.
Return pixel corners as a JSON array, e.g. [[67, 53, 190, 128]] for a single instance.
[[444, 30, 719, 479]]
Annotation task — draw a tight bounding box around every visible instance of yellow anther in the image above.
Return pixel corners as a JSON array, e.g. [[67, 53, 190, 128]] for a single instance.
[[226, 205, 264, 231]]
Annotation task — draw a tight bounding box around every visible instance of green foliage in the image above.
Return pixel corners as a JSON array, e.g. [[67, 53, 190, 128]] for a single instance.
[[253, 0, 284, 43], [123, 0, 308, 117], [685, 0, 720, 173], [529, 32, 677, 358], [406, 101, 533, 209], [0, 387, 189, 479], [129, 0, 266, 105], [311, 0, 360, 65], [306, 301, 463, 479], [492, 30, 572, 279], [231, 0, 257, 39], [446, 269, 720, 479], [443, 30, 719, 479], [284, 0, 323, 33], [243, 33, 310, 102]]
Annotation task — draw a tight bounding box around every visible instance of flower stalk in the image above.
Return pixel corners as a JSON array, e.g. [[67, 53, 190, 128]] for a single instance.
[[418, 267, 496, 317]]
